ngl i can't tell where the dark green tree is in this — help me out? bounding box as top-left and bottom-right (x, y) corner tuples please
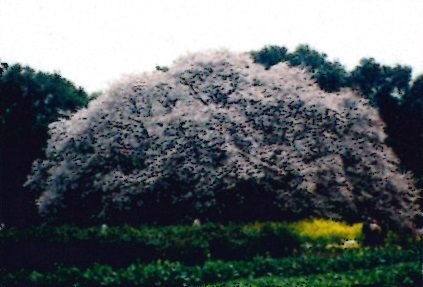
(287, 45), (351, 92)
(0, 61), (8, 76)
(1, 63), (89, 226)
(349, 61), (422, 229)
(389, 75), (423, 229)
(287, 44), (327, 71)
(393, 75), (423, 178)
(251, 45), (289, 70)
(252, 44), (350, 92)
(349, 58), (417, 171)
(349, 58), (383, 98)
(350, 58), (412, 104)
(312, 61), (350, 92)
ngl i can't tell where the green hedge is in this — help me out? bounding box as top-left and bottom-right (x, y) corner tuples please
(211, 262), (420, 287)
(1, 223), (300, 271)
(3, 246), (418, 286)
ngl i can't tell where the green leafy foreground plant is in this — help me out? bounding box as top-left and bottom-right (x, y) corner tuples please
(3, 246), (418, 286)
(1, 223), (300, 271)
(208, 262), (419, 287)
(2, 220), (417, 272)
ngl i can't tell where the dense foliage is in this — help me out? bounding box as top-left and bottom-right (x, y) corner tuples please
(25, 51), (420, 234)
(1, 63), (89, 226)
(3, 246), (419, 286)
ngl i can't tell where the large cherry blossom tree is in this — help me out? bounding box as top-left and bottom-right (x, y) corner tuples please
(26, 51), (420, 235)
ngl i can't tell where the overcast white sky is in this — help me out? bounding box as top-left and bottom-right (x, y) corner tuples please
(1, 0), (422, 93)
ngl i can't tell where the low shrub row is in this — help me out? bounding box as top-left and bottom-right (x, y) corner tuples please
(3, 246), (418, 286)
(1, 223), (300, 271)
(209, 261), (420, 287)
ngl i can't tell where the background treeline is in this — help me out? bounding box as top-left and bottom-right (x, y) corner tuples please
(1, 44), (422, 227)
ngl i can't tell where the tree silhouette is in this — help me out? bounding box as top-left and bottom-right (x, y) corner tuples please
(1, 63), (89, 226)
